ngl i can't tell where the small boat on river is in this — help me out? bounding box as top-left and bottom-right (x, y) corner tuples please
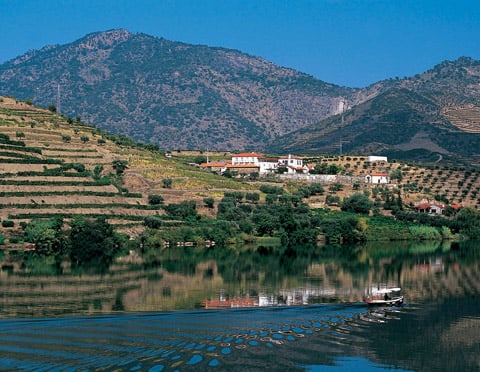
(365, 295), (404, 306)
(365, 287), (404, 307)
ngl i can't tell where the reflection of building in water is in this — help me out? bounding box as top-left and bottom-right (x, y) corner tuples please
(204, 287), (345, 308)
(416, 258), (444, 273)
(276, 288), (337, 306)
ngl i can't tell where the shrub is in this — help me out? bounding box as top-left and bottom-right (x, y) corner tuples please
(2, 220), (14, 228)
(341, 193), (373, 214)
(203, 197), (215, 208)
(162, 178), (173, 189)
(408, 226), (441, 240)
(144, 216), (163, 229)
(148, 194), (164, 205)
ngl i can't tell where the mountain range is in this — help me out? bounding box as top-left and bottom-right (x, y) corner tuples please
(1, 29), (479, 165)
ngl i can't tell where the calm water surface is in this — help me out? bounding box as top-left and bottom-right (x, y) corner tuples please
(1, 240), (479, 371)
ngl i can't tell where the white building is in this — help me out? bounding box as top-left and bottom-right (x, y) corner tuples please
(231, 152), (262, 165)
(258, 157), (279, 174)
(365, 172), (390, 184)
(278, 154), (308, 174)
(367, 156), (388, 163)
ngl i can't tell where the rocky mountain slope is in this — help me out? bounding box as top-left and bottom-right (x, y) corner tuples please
(271, 57), (480, 165)
(0, 29), (360, 151)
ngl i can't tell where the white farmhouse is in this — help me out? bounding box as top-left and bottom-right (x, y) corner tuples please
(365, 172), (389, 184)
(278, 154), (308, 174)
(231, 152), (262, 165)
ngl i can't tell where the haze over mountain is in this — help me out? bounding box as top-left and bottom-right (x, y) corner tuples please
(1, 29), (479, 165)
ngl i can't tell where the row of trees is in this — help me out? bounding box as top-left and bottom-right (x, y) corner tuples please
(17, 180), (480, 269)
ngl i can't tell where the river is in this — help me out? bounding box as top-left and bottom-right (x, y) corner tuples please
(0, 240), (479, 371)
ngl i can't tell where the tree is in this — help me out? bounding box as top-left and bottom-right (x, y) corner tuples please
(24, 218), (66, 257)
(203, 197), (215, 208)
(112, 159), (128, 175)
(245, 192), (260, 203)
(327, 164), (341, 174)
(163, 200), (198, 220)
(148, 194), (164, 205)
(16, 131), (25, 139)
(341, 193), (373, 214)
(162, 178), (173, 189)
(69, 217), (120, 267)
(326, 194), (340, 206)
(72, 163), (85, 172)
(390, 168), (403, 182)
(144, 216), (163, 229)
(329, 183), (343, 192)
(80, 135), (89, 144)
(93, 165), (103, 180)
(62, 134), (71, 143)
(194, 155), (207, 164)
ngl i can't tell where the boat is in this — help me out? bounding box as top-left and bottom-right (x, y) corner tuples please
(365, 287), (404, 306)
(365, 295), (404, 306)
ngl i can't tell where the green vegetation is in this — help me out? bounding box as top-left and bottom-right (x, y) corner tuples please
(1, 95), (480, 273)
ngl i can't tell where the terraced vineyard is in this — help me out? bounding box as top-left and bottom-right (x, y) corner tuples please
(443, 105), (480, 133)
(0, 97), (249, 244)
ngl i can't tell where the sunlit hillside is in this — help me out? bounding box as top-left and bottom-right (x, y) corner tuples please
(0, 97), (250, 242)
(0, 96), (479, 249)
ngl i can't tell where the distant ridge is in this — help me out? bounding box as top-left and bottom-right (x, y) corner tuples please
(270, 57), (480, 165)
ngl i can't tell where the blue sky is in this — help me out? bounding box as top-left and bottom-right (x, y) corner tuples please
(1, 0), (480, 87)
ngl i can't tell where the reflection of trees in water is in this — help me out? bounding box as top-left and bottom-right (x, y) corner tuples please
(1, 240), (480, 316)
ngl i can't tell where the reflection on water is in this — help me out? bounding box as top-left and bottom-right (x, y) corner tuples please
(0, 240), (479, 370)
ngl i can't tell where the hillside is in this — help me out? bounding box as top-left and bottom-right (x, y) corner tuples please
(0, 96), (252, 243)
(0, 29), (356, 151)
(271, 58), (480, 166)
(0, 96), (479, 251)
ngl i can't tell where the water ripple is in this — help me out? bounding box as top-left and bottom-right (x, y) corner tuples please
(0, 304), (405, 371)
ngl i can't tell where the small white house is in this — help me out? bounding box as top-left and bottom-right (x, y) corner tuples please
(365, 172), (389, 184)
(367, 156), (388, 163)
(278, 154), (307, 174)
(414, 202), (445, 214)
